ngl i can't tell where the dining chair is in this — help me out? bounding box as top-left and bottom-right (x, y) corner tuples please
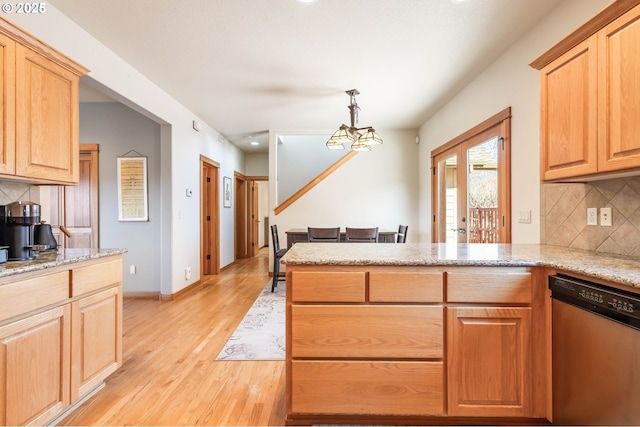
(345, 227), (379, 242)
(397, 225), (408, 243)
(307, 227), (341, 242)
(270, 225), (288, 292)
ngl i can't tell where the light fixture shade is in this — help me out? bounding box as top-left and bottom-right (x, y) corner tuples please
(359, 128), (383, 145)
(326, 139), (345, 150)
(350, 138), (371, 151)
(326, 126), (354, 149)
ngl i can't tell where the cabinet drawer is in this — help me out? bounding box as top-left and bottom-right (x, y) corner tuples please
(291, 271), (365, 302)
(72, 258), (122, 297)
(369, 272), (443, 302)
(0, 271), (69, 323)
(447, 271), (531, 303)
(291, 305), (443, 358)
(291, 360), (444, 416)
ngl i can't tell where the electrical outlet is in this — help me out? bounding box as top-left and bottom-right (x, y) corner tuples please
(600, 207), (612, 226)
(587, 208), (598, 225)
(129, 265), (136, 274)
(185, 267), (192, 280)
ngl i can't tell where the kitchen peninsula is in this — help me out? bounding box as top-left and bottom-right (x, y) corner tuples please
(0, 248), (126, 426)
(282, 243), (640, 425)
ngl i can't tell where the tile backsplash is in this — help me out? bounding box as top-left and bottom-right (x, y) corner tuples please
(541, 176), (640, 257)
(0, 181), (39, 206)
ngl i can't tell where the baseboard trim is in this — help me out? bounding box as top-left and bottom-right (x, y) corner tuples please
(160, 279), (202, 301)
(48, 382), (105, 426)
(123, 291), (160, 299)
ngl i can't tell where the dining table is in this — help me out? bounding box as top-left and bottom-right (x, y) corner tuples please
(285, 228), (397, 248)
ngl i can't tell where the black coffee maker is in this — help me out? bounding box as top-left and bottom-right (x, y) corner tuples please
(0, 201), (41, 260)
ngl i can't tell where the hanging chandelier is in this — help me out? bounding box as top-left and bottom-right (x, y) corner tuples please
(326, 89), (383, 151)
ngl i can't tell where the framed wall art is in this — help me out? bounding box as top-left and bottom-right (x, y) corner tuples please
(117, 155), (149, 221)
(223, 176), (232, 208)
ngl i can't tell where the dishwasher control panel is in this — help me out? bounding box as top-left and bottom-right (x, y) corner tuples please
(550, 274), (640, 328)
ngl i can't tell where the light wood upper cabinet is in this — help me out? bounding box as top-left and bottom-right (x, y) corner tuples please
(0, 32), (15, 175)
(15, 44), (80, 183)
(0, 17), (88, 185)
(539, 38), (598, 181)
(533, 2), (640, 181)
(598, 5), (640, 172)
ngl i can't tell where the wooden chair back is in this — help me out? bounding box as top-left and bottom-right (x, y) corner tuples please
(307, 227), (340, 242)
(271, 224), (282, 253)
(397, 225), (408, 243)
(345, 227), (379, 242)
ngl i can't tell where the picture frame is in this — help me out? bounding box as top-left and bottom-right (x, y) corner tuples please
(223, 176), (232, 208)
(117, 156), (149, 221)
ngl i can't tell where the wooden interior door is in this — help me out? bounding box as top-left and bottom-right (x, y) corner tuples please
(64, 146), (99, 248)
(249, 180), (259, 257)
(201, 158), (219, 275)
(45, 144), (99, 249)
(234, 174), (249, 259)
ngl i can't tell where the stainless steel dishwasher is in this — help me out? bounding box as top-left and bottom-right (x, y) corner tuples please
(549, 274), (640, 425)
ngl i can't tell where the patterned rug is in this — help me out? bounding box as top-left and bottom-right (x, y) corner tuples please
(215, 280), (285, 361)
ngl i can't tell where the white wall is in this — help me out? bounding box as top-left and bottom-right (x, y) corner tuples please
(245, 153), (269, 176)
(277, 134), (345, 203)
(269, 129), (419, 265)
(417, 0), (611, 244)
(8, 7), (245, 294)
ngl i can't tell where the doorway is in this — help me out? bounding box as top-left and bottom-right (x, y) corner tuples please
(234, 172), (268, 260)
(201, 156), (220, 275)
(431, 108), (512, 243)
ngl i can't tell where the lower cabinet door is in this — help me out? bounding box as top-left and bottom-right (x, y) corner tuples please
(447, 306), (532, 417)
(71, 286), (122, 401)
(291, 360), (444, 416)
(0, 305), (71, 426)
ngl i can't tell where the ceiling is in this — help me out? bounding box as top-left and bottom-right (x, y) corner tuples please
(53, 0), (565, 154)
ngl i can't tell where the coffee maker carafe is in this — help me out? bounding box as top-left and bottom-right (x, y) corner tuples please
(0, 201), (41, 260)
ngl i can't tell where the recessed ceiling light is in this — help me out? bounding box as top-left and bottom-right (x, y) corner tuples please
(250, 141), (259, 146)
(296, 0), (317, 4)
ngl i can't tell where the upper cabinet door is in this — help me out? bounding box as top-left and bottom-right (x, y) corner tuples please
(540, 37), (599, 181)
(15, 44), (79, 184)
(598, 4), (640, 172)
(0, 32), (15, 175)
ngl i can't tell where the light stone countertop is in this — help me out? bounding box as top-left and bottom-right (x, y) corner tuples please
(0, 247), (127, 279)
(281, 243), (640, 289)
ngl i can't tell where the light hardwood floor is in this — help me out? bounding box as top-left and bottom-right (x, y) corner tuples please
(60, 247), (287, 426)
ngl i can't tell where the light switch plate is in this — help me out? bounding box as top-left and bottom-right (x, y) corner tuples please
(517, 210), (531, 224)
(600, 207), (612, 226)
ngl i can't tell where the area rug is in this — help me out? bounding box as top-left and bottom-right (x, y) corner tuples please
(215, 281), (285, 361)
